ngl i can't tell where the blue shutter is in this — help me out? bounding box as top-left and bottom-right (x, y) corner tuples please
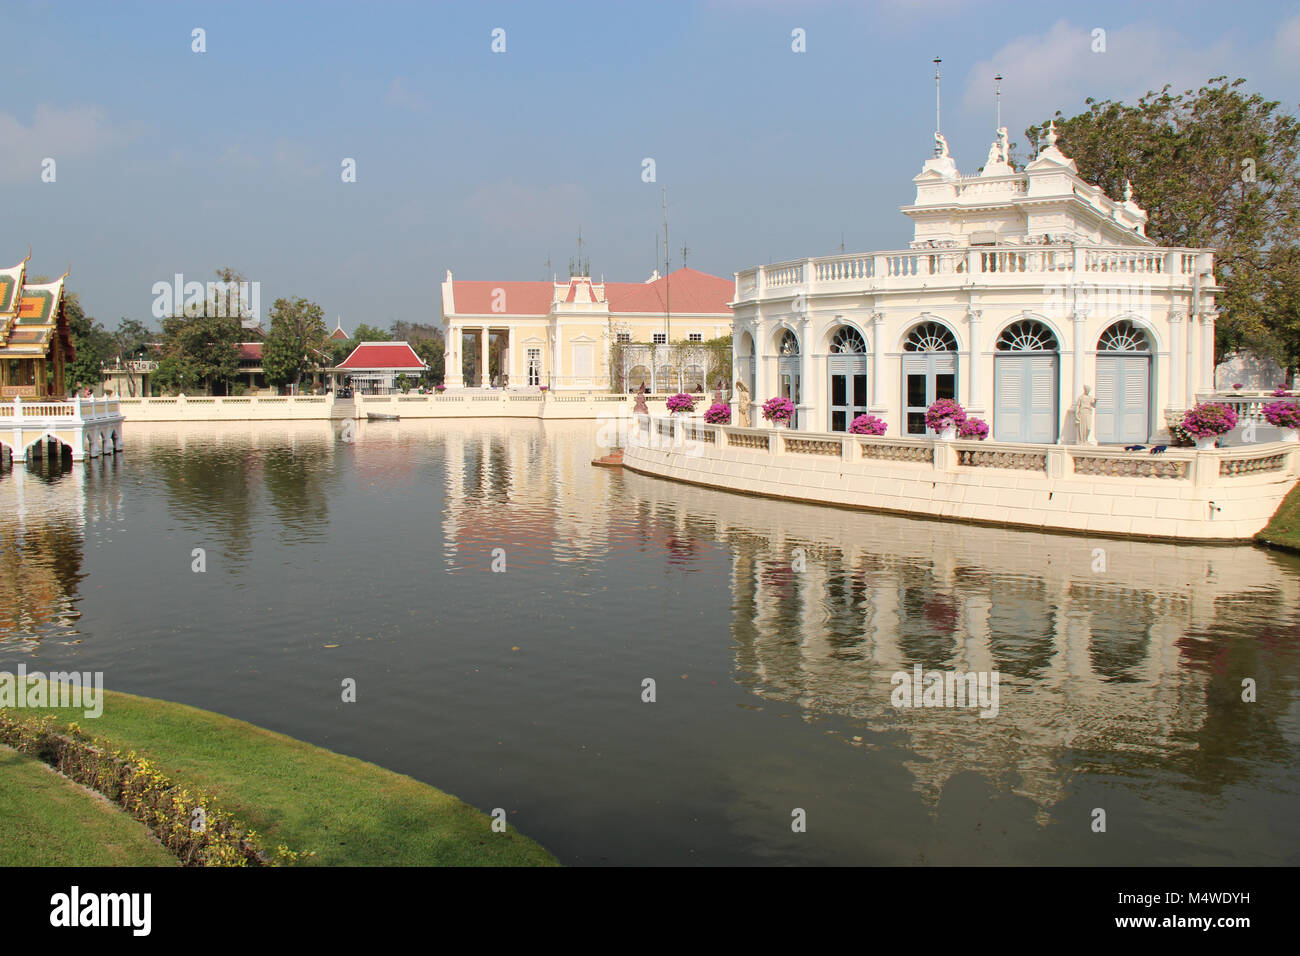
(995, 357), (1024, 441)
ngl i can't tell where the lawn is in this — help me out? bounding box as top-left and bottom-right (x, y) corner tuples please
(2, 688), (558, 867)
(1256, 479), (1300, 552)
(0, 745), (177, 866)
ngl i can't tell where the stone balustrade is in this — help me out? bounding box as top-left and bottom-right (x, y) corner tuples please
(733, 243), (1214, 302)
(623, 415), (1300, 541)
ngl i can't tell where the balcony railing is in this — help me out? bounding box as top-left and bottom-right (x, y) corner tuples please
(0, 395), (123, 423)
(734, 244), (1215, 301)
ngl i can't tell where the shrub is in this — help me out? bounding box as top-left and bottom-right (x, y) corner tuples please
(1179, 402), (1238, 437)
(702, 402), (731, 424)
(666, 392), (696, 413)
(925, 399), (967, 431)
(1263, 401), (1300, 429)
(848, 414), (888, 435)
(761, 396), (795, 424)
(957, 417), (990, 440)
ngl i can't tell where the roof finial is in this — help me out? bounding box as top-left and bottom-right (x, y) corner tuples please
(1041, 119), (1058, 150)
(23, 245), (32, 264)
(1123, 179), (1134, 203)
(994, 73), (1003, 131)
(933, 57), (943, 155)
(59, 261), (71, 281)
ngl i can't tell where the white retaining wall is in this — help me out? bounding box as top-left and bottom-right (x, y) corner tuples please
(621, 416), (1300, 542)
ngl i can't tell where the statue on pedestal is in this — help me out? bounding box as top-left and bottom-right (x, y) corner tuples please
(713, 378), (725, 405)
(1075, 385), (1096, 445)
(734, 379), (751, 427)
(632, 382), (649, 415)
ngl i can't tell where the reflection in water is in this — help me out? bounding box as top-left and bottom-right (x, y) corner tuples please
(626, 473), (1300, 823)
(1, 418), (1298, 863)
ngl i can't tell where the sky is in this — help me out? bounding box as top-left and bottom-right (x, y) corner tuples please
(5, 0), (1300, 335)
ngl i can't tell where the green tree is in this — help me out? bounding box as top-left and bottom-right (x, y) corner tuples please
(1027, 77), (1300, 368)
(62, 290), (112, 392)
(351, 323), (392, 342)
(263, 297), (327, 391)
(412, 337), (444, 382)
(155, 312), (240, 394)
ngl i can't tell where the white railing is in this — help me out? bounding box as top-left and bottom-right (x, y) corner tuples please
(734, 243), (1214, 299)
(0, 396), (122, 423)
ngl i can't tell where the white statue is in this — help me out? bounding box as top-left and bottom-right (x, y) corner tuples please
(734, 379), (751, 427)
(997, 126), (1009, 163)
(1075, 385), (1096, 445)
(934, 131), (949, 158)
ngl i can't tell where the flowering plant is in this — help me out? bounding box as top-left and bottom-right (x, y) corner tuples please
(1263, 401), (1300, 429)
(539, 385), (548, 392)
(925, 398), (967, 432)
(1232, 383), (1244, 390)
(666, 392), (696, 413)
(848, 414), (888, 435)
(1273, 386), (1290, 397)
(762, 396), (795, 424)
(702, 401), (731, 424)
(957, 417), (990, 440)
(434, 383), (446, 392)
(1179, 402), (1238, 437)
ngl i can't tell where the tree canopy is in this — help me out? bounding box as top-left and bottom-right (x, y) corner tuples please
(263, 296), (327, 390)
(1027, 76), (1300, 368)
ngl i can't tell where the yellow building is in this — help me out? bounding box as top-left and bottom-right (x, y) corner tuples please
(440, 267), (733, 391)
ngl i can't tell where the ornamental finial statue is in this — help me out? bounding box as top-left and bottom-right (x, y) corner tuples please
(1041, 119), (1058, 150)
(1123, 179), (1134, 203)
(734, 379), (752, 427)
(934, 131), (949, 158)
(1075, 384), (1096, 445)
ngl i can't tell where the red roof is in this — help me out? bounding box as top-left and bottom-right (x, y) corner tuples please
(448, 267), (732, 317)
(238, 342), (262, 361)
(336, 341), (427, 370)
(329, 326), (349, 340)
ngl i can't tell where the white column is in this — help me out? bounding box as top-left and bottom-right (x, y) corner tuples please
(751, 322), (765, 423)
(505, 326), (515, 387)
(870, 312), (885, 411)
(797, 316), (813, 430)
(480, 328), (489, 387)
(1071, 311), (1087, 403)
(1168, 312), (1185, 408)
(1200, 311), (1216, 394)
(966, 308), (982, 412)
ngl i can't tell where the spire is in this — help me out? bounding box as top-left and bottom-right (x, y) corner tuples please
(919, 57), (957, 180)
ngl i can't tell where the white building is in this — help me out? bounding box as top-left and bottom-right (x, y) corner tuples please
(730, 123), (1221, 444)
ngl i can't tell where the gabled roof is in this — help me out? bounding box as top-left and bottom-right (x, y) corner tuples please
(237, 342), (263, 361)
(446, 267), (733, 318)
(335, 341), (427, 370)
(329, 317), (349, 339)
(0, 268), (73, 360)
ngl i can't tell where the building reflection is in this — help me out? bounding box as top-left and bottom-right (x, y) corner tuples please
(624, 470), (1300, 821)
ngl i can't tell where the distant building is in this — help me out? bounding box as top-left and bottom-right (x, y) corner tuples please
(329, 318), (349, 341)
(440, 267), (733, 391)
(331, 341), (428, 393)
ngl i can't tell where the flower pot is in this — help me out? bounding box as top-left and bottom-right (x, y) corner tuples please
(1280, 427), (1299, 444)
(1194, 435), (1219, 450)
(937, 425), (957, 441)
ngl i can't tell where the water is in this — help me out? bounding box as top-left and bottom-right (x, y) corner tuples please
(3, 419), (1299, 865)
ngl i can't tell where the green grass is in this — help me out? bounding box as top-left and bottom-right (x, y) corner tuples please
(0, 745), (177, 866)
(3, 689), (558, 866)
(1256, 479), (1300, 551)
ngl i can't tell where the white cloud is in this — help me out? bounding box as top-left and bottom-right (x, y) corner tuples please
(960, 19), (1241, 132)
(0, 104), (115, 184)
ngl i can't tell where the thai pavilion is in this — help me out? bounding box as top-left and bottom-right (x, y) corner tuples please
(729, 123), (1220, 444)
(0, 256), (74, 399)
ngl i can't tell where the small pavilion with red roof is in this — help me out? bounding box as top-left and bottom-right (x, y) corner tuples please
(331, 341), (428, 394)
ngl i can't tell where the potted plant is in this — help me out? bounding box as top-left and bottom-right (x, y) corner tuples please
(925, 399), (967, 440)
(762, 396), (795, 428)
(1179, 402), (1238, 449)
(1263, 401), (1300, 443)
(666, 392), (696, 417)
(434, 383), (446, 393)
(848, 414), (888, 436)
(1273, 386), (1290, 397)
(957, 417), (990, 440)
(702, 401), (731, 425)
(1232, 382), (1244, 391)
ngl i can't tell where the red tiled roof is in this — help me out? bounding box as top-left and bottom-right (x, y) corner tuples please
(238, 342), (262, 361)
(329, 327), (349, 339)
(448, 268), (732, 317)
(336, 341), (427, 370)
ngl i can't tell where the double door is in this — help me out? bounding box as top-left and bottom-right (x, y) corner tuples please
(903, 353), (957, 435)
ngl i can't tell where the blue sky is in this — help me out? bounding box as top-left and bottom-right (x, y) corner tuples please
(5, 0), (1300, 334)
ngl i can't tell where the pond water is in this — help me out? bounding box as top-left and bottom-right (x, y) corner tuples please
(2, 419), (1298, 865)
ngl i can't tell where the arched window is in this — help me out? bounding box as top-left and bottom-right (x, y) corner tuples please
(903, 321), (957, 352)
(997, 319), (1059, 351)
(829, 326), (866, 354)
(779, 330), (800, 355)
(1098, 321), (1151, 352)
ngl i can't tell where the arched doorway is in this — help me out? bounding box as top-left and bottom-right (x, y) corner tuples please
(827, 325), (867, 432)
(902, 321), (957, 435)
(1095, 320), (1152, 444)
(777, 329), (800, 427)
(627, 364), (650, 392)
(994, 318), (1059, 443)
